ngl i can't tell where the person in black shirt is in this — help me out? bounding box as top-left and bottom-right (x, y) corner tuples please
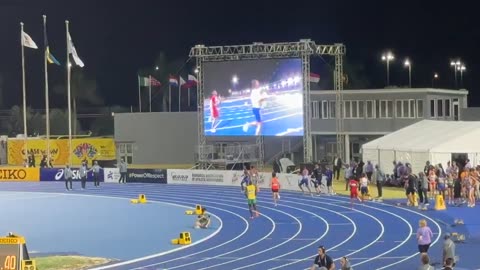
(311, 164), (322, 194)
(406, 173), (417, 206)
(310, 245), (335, 270)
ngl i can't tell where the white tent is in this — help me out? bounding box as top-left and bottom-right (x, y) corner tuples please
(362, 120), (480, 175)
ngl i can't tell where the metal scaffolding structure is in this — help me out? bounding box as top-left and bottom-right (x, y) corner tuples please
(189, 40), (346, 166)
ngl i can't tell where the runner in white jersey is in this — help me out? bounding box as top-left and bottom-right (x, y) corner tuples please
(359, 173), (369, 202)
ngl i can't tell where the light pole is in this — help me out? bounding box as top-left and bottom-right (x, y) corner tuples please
(450, 60), (461, 88)
(458, 65), (466, 88)
(404, 59), (412, 88)
(381, 52), (394, 86)
(232, 75), (238, 91)
(432, 73), (439, 88)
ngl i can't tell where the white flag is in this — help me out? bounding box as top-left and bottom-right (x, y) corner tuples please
(21, 31), (38, 49)
(67, 32), (84, 67)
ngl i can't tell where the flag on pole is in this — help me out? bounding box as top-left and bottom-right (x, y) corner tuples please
(139, 76), (161, 87)
(44, 21), (60, 65)
(21, 31), (38, 49)
(150, 76), (161, 86)
(187, 74), (198, 86)
(309, 72), (320, 83)
(169, 75), (178, 86)
(179, 76), (187, 89)
(67, 32), (84, 67)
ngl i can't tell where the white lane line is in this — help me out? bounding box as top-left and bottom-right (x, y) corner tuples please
(4, 191), (223, 270)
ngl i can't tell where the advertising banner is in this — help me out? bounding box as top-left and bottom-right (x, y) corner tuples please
(127, 169), (167, 184)
(7, 138), (116, 166)
(40, 168), (104, 182)
(104, 168), (121, 183)
(0, 167), (39, 182)
(167, 169), (226, 185)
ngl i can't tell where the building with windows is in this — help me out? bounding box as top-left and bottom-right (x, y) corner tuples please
(310, 88), (468, 162)
(113, 88), (469, 165)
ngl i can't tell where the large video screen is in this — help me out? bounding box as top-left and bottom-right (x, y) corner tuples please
(203, 58), (303, 136)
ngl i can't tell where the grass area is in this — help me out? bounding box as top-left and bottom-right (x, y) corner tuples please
(33, 255), (113, 270)
(330, 179), (406, 199)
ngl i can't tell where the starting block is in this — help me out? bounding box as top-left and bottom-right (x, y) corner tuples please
(434, 195), (446, 210)
(22, 260), (37, 270)
(171, 232), (191, 245)
(131, 194), (147, 204)
(185, 210), (194, 215)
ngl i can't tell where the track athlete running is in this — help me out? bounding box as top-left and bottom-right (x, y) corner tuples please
(349, 176), (360, 209)
(270, 172), (281, 206)
(245, 181), (260, 219)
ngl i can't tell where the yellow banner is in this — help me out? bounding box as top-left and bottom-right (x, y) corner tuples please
(0, 167), (39, 182)
(7, 138), (116, 166)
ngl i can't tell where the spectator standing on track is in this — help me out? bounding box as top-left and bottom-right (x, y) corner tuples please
(310, 245), (335, 270)
(344, 163), (354, 191)
(417, 219), (433, 254)
(90, 161), (103, 187)
(374, 164), (385, 200)
(270, 172), (281, 206)
(118, 158), (128, 184)
(442, 233), (456, 268)
(79, 161), (88, 189)
(333, 156), (342, 181)
(325, 166), (334, 195)
(365, 161), (374, 181)
(417, 253), (434, 270)
(64, 165), (73, 191)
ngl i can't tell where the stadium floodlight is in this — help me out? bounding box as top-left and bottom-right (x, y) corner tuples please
(404, 59), (412, 88)
(281, 80), (287, 87)
(194, 68), (199, 74)
(293, 76), (301, 84)
(381, 51), (394, 86)
(232, 75), (238, 84)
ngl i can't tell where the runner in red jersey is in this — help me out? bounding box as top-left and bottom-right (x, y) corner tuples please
(210, 90), (220, 132)
(270, 172), (281, 206)
(349, 176), (360, 209)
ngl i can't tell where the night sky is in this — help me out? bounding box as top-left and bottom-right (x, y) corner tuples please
(1, 0), (478, 109)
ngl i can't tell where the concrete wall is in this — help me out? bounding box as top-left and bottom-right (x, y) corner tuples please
(114, 112), (198, 164)
(461, 108), (480, 121)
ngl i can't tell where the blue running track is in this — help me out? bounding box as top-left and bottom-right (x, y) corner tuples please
(0, 182), (447, 270)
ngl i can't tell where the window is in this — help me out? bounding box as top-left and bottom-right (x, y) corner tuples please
(329, 101), (336, 118)
(445, 99), (451, 117)
(311, 101), (319, 119)
(438, 99), (443, 117)
(416, 100), (424, 118)
(396, 99), (416, 118)
(409, 100), (416, 118)
(358, 101), (365, 118)
(430, 99), (436, 118)
(118, 143), (134, 164)
(321, 101), (328, 119)
(379, 100), (392, 118)
(344, 100), (363, 119)
(396, 100), (402, 118)
(366, 100), (375, 118)
(375, 100), (380, 118)
(344, 101), (352, 118)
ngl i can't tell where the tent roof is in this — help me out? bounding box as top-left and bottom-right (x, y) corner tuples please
(362, 120), (480, 153)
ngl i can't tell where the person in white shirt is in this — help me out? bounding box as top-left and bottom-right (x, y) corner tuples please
(359, 173), (369, 202)
(243, 80), (267, 136)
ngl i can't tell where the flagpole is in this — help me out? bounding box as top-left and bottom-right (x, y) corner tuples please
(169, 84), (171, 112)
(73, 98), (77, 136)
(149, 75), (152, 112)
(178, 80), (181, 112)
(43, 15), (51, 164)
(66, 20), (72, 166)
(137, 75), (142, 112)
(188, 88), (190, 108)
(20, 22), (28, 165)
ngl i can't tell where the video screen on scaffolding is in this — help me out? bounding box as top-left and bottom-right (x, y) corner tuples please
(203, 58), (304, 136)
